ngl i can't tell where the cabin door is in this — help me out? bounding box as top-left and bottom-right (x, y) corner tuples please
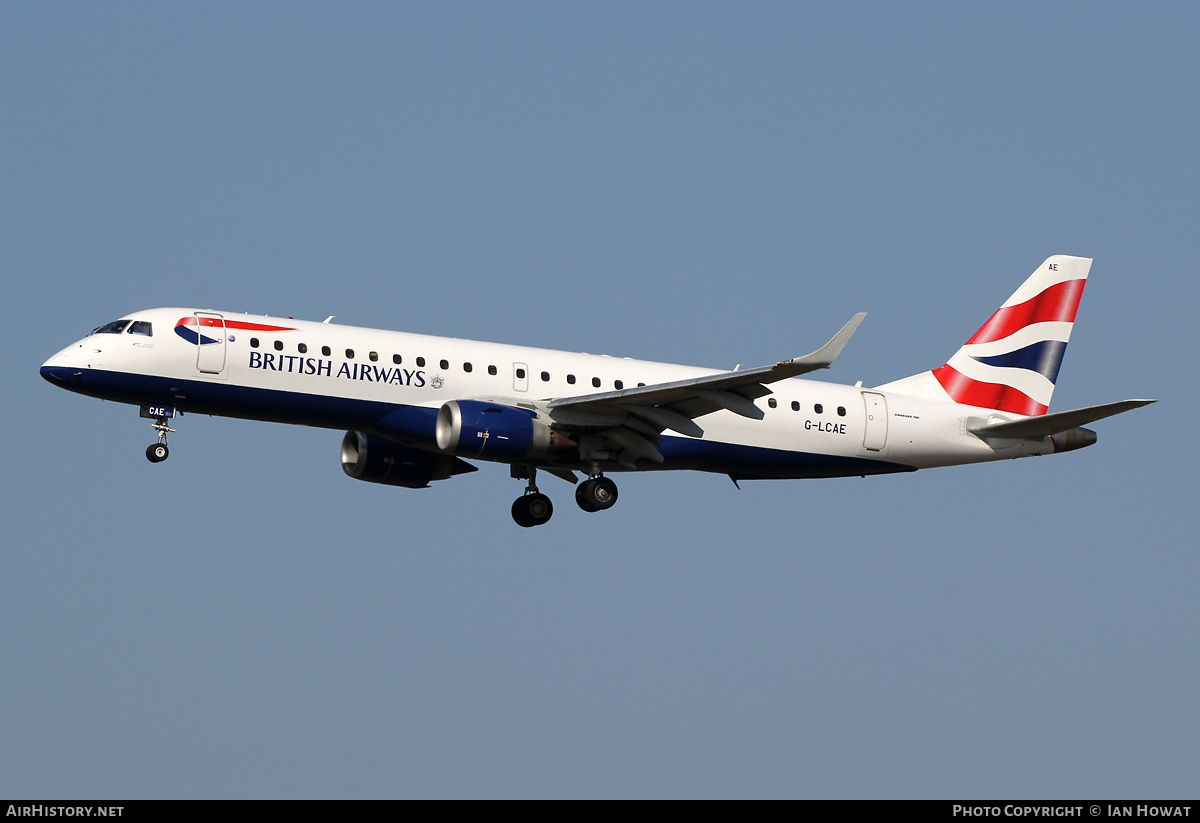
(195, 312), (227, 374)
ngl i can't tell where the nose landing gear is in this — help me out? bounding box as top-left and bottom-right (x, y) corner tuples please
(146, 442), (169, 463)
(146, 417), (174, 463)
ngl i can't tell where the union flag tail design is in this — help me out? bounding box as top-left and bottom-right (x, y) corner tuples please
(932, 255), (1091, 415)
(878, 255), (1092, 416)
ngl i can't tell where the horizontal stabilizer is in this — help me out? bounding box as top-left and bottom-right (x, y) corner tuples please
(969, 399), (1156, 439)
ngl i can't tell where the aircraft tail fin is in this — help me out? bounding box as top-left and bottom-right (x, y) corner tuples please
(877, 255), (1092, 415)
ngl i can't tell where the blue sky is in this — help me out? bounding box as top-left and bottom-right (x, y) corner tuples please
(3, 3), (1197, 798)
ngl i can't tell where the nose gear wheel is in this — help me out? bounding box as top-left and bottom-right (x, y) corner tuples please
(146, 417), (175, 463)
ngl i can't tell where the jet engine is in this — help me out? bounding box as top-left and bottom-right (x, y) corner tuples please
(341, 431), (476, 488)
(435, 400), (574, 461)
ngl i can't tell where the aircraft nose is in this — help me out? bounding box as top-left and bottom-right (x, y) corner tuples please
(40, 363), (82, 385)
(41, 344), (88, 385)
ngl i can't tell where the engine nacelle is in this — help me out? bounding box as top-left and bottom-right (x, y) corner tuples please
(435, 400), (573, 461)
(341, 431), (475, 488)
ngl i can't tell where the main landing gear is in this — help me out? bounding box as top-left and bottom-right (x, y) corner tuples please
(575, 475), (618, 512)
(511, 466), (554, 528)
(146, 416), (175, 463)
(509, 464), (620, 526)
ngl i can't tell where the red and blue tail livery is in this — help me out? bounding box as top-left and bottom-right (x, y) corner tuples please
(42, 254), (1154, 527)
(931, 255), (1090, 416)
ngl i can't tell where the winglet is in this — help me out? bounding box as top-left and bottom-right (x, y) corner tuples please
(773, 312), (866, 378)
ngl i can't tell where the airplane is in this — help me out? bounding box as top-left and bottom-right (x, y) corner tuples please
(40, 255), (1154, 527)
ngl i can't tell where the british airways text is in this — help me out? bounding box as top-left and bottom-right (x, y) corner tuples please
(248, 352), (426, 386)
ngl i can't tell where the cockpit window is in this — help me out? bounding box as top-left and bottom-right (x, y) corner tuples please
(92, 320), (130, 335)
(128, 321), (152, 336)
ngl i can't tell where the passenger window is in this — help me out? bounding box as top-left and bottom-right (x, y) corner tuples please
(614, 380), (623, 390)
(128, 321), (152, 336)
(416, 357), (425, 367)
(768, 398), (777, 408)
(814, 404), (823, 414)
(592, 377), (601, 388)
(516, 368), (526, 379)
(346, 349), (354, 358)
(322, 346), (331, 357)
(298, 343), (307, 354)
(392, 354), (402, 364)
(274, 340), (283, 351)
(463, 363), (473, 373)
(440, 360), (449, 370)
(369, 352), (379, 362)
(488, 365), (497, 376)
(541, 371), (550, 382)
(250, 338), (260, 349)
(837, 406), (846, 417)
(791, 401), (800, 411)
(567, 374), (576, 385)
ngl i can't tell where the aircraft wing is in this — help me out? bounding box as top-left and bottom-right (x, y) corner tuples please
(544, 314), (866, 464)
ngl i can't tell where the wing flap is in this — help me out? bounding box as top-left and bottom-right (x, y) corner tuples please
(700, 389), (765, 420)
(621, 404), (705, 438)
(603, 428), (665, 464)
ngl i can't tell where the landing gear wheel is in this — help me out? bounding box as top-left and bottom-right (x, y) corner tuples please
(146, 443), (169, 463)
(575, 482), (597, 512)
(512, 493), (554, 527)
(146, 414), (175, 464)
(525, 493), (552, 525)
(512, 498), (532, 527)
(576, 477), (618, 511)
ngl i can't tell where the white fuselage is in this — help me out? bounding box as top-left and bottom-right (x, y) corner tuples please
(41, 307), (1057, 481)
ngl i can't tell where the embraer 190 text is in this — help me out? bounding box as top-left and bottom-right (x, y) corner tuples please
(41, 255), (1154, 527)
